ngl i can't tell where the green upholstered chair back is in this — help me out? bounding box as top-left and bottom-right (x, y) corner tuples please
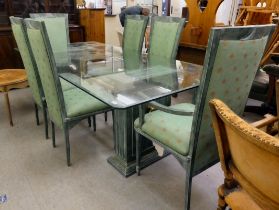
(190, 25), (275, 175)
(30, 13), (70, 66)
(25, 19), (65, 128)
(10, 17), (44, 107)
(123, 15), (149, 54)
(148, 16), (185, 61)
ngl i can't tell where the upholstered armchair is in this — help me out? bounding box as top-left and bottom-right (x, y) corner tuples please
(210, 99), (279, 210)
(134, 25), (275, 210)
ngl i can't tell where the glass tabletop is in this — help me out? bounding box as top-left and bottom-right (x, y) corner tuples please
(56, 42), (203, 109)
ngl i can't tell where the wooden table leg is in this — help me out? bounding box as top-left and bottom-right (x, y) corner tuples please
(4, 91), (13, 126)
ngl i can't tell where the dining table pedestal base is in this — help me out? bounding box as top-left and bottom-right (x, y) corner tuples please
(107, 106), (169, 177)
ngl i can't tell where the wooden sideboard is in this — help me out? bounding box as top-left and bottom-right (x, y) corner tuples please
(0, 0), (85, 69)
(79, 8), (105, 43)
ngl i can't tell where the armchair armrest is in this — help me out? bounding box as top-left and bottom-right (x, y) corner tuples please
(262, 64), (279, 77)
(250, 114), (278, 129)
(148, 101), (194, 116)
(138, 101), (194, 127)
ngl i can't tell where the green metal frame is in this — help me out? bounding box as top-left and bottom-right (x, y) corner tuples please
(10, 16), (49, 139)
(24, 18), (112, 166)
(135, 24), (275, 210)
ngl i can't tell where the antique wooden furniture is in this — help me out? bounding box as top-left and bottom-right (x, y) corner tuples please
(209, 99), (279, 210)
(79, 8), (106, 43)
(134, 25), (274, 210)
(0, 0), (84, 69)
(179, 0), (223, 49)
(0, 69), (28, 126)
(235, 0), (279, 26)
(25, 18), (111, 166)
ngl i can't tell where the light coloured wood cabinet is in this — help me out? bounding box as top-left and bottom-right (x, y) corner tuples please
(79, 8), (106, 43)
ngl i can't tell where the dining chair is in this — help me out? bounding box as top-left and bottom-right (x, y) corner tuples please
(24, 18), (112, 166)
(29, 13), (70, 66)
(148, 16), (186, 62)
(209, 99), (279, 210)
(134, 25), (275, 209)
(10, 16), (77, 139)
(30, 13), (104, 129)
(122, 15), (149, 54)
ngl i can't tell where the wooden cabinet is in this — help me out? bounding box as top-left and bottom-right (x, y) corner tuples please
(79, 8), (105, 43)
(0, 0), (85, 69)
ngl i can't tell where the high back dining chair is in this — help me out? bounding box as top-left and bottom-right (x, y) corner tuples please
(134, 25), (275, 210)
(29, 13), (70, 66)
(10, 16), (77, 139)
(24, 18), (111, 166)
(122, 15), (149, 54)
(148, 16), (185, 62)
(10, 16), (48, 138)
(210, 99), (279, 210)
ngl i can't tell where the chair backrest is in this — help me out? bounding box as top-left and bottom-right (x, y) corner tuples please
(10, 16), (44, 107)
(209, 99), (279, 210)
(123, 15), (149, 54)
(189, 25), (275, 176)
(30, 13), (70, 66)
(25, 18), (66, 129)
(148, 16), (185, 61)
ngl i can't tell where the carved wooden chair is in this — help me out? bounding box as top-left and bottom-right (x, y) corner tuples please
(210, 99), (279, 210)
(134, 25), (275, 210)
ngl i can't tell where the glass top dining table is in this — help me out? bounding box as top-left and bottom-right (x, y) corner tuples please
(56, 42), (202, 109)
(56, 41), (203, 177)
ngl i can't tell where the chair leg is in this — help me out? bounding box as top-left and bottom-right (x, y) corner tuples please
(64, 127), (71, 166)
(104, 111), (108, 122)
(4, 92), (13, 126)
(51, 121), (56, 148)
(217, 185), (227, 210)
(43, 105), (49, 139)
(34, 103), (39, 125)
(184, 169), (193, 210)
(136, 132), (142, 176)
(93, 115), (96, 131)
(87, 117), (91, 127)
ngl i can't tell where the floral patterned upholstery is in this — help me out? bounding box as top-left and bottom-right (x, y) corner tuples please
(193, 38), (268, 174)
(148, 16), (185, 61)
(135, 103), (195, 155)
(11, 22), (43, 107)
(31, 15), (70, 66)
(123, 15), (149, 54)
(63, 88), (108, 118)
(27, 28), (65, 128)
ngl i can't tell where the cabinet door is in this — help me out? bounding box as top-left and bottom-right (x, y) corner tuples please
(0, 29), (23, 68)
(0, 0), (9, 25)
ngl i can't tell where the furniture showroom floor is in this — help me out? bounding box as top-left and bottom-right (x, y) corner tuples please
(0, 88), (259, 210)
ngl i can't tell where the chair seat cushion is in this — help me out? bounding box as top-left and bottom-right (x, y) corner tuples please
(225, 190), (262, 210)
(63, 88), (109, 118)
(134, 103), (195, 155)
(251, 69), (269, 94)
(60, 78), (75, 91)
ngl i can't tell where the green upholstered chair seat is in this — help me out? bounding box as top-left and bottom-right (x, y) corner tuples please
(60, 78), (75, 91)
(135, 103), (195, 155)
(63, 88), (109, 118)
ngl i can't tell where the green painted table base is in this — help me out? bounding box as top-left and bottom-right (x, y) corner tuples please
(107, 106), (169, 177)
